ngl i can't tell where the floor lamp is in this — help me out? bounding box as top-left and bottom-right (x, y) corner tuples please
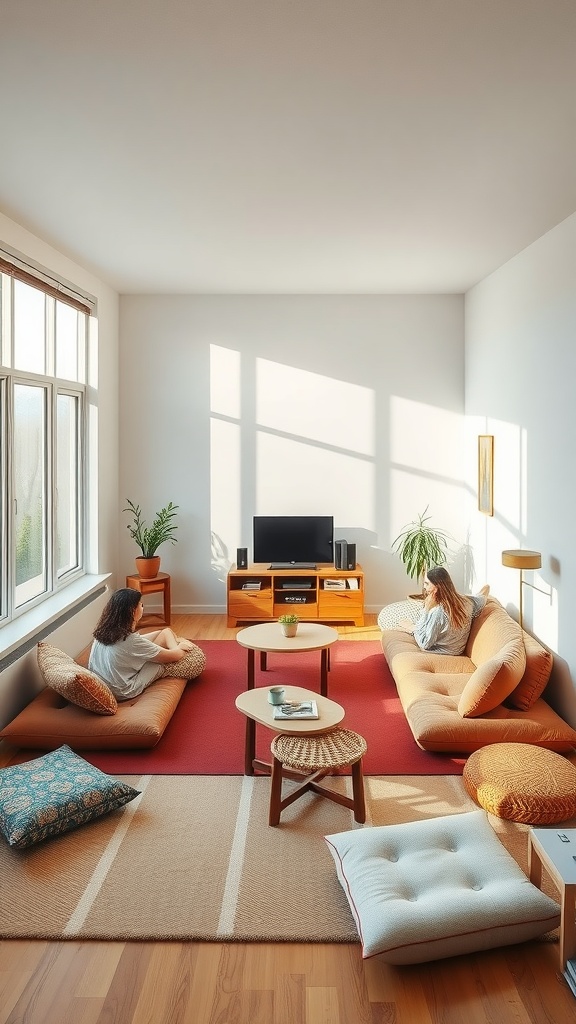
(501, 549), (542, 629)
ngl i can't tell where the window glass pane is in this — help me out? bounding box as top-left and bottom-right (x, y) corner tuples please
(13, 280), (46, 374)
(56, 393), (79, 576)
(15, 383), (47, 607)
(0, 380), (4, 619)
(56, 301), (80, 381)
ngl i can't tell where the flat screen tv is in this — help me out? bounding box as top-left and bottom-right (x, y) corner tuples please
(253, 515), (334, 568)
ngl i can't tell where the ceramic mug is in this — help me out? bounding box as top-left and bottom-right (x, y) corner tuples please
(268, 686), (285, 705)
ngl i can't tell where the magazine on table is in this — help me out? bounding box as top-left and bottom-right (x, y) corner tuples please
(273, 699), (319, 720)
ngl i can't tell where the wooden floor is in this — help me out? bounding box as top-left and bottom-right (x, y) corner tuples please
(0, 614), (574, 1024)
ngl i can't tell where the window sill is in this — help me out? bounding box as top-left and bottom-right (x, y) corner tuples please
(0, 574), (110, 663)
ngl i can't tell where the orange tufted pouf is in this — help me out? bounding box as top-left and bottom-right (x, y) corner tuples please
(463, 742), (576, 824)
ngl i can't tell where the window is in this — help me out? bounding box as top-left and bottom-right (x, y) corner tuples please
(0, 255), (92, 623)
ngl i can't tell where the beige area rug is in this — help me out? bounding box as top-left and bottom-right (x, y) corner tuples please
(0, 774), (564, 942)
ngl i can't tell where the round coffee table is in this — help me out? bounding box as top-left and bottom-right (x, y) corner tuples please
(235, 684), (345, 775)
(236, 621), (339, 696)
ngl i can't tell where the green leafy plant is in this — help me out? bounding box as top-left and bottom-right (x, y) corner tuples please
(278, 612), (299, 624)
(123, 499), (179, 557)
(392, 507), (449, 594)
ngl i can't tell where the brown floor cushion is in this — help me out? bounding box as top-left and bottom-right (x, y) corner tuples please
(0, 675), (187, 750)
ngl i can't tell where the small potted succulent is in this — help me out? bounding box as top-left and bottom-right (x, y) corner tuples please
(278, 612), (299, 637)
(124, 499), (179, 579)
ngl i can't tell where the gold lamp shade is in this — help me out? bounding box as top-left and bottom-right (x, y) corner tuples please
(501, 549), (542, 627)
(501, 550), (542, 571)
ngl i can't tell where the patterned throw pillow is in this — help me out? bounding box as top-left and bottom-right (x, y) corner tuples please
(0, 745), (140, 848)
(377, 600), (422, 631)
(37, 642), (117, 715)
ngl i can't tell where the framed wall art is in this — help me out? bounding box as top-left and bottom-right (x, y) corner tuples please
(478, 435), (494, 516)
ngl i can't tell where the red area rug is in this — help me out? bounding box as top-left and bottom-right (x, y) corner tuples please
(85, 640), (465, 776)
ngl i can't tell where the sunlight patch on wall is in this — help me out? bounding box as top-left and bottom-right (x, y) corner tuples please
(210, 417), (240, 564)
(256, 359), (374, 455)
(209, 348), (377, 563)
(494, 420), (523, 533)
(389, 396), (465, 547)
(390, 396), (463, 479)
(256, 432), (374, 528)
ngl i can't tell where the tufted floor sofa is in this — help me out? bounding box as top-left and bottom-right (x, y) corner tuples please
(0, 640), (204, 751)
(380, 596), (576, 754)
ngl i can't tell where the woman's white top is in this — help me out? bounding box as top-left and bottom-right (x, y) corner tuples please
(412, 594), (487, 655)
(89, 632), (164, 700)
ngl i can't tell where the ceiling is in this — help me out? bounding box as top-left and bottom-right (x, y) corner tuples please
(1, 0), (575, 295)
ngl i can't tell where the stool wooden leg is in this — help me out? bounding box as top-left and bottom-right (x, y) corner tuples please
(269, 756), (284, 826)
(351, 759), (366, 823)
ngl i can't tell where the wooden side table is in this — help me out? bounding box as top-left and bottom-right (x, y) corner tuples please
(126, 572), (171, 628)
(528, 826), (576, 970)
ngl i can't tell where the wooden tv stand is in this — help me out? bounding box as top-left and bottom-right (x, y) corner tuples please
(227, 563), (364, 627)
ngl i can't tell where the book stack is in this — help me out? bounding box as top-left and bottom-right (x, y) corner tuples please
(324, 579), (346, 590)
(273, 700), (319, 720)
(564, 960), (576, 998)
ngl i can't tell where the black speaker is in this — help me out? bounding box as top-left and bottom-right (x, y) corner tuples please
(236, 547), (248, 569)
(346, 543), (356, 570)
(334, 539), (347, 570)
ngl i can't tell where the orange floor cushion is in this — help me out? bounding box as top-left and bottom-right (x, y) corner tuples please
(0, 675), (187, 750)
(463, 742), (576, 824)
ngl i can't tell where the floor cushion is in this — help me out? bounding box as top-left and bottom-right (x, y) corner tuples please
(325, 809), (560, 964)
(0, 675), (188, 750)
(0, 744), (140, 848)
(463, 742), (576, 824)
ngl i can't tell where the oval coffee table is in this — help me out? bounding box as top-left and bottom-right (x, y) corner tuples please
(235, 684), (345, 775)
(236, 621), (339, 697)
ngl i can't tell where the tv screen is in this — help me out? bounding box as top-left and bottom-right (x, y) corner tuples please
(253, 516), (334, 567)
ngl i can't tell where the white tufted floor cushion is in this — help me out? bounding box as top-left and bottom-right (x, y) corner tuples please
(325, 809), (560, 964)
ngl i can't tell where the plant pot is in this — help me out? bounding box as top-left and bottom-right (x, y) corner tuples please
(136, 555), (161, 580)
(281, 623), (298, 638)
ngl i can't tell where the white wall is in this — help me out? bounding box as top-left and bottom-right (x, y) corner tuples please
(119, 294), (465, 612)
(465, 212), (576, 723)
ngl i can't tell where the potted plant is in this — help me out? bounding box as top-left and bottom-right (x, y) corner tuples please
(123, 499), (179, 579)
(392, 506), (449, 598)
(278, 612), (299, 637)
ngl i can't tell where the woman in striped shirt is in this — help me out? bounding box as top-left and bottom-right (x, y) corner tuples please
(398, 566), (488, 656)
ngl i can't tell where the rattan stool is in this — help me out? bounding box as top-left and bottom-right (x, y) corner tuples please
(269, 727), (367, 826)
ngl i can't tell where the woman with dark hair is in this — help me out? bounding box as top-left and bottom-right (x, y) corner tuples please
(398, 566), (488, 655)
(89, 587), (203, 700)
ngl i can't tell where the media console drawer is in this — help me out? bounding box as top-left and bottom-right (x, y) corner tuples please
(318, 590), (363, 613)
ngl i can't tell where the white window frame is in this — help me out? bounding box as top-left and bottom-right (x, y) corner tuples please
(0, 262), (91, 627)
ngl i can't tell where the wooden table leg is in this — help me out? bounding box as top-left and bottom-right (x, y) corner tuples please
(163, 575), (171, 626)
(560, 884), (576, 969)
(245, 717), (255, 775)
(260, 651), (267, 671)
(320, 647), (329, 697)
(528, 842), (543, 888)
(247, 648), (255, 690)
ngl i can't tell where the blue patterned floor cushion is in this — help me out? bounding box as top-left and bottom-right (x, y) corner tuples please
(0, 744), (140, 848)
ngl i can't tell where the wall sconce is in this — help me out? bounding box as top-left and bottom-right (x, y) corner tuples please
(501, 549), (547, 629)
